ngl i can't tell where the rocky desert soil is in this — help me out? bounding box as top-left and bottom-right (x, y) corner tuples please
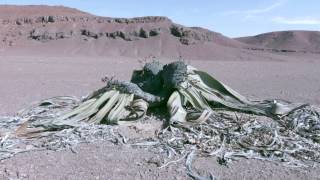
(0, 5), (320, 180)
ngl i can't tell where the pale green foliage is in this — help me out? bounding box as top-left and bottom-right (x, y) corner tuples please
(0, 60), (320, 176)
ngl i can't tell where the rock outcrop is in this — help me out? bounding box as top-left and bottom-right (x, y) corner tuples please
(0, 5), (247, 58)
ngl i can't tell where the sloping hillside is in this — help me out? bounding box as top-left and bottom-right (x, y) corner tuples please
(236, 31), (320, 53)
(0, 5), (248, 59)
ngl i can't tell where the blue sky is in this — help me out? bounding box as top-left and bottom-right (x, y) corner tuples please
(1, 0), (320, 37)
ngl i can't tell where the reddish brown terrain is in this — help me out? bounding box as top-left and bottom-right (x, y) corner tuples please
(0, 5), (320, 180)
(236, 30), (320, 53)
(0, 5), (249, 59)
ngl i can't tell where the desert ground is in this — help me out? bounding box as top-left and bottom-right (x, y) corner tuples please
(0, 53), (319, 180)
(0, 5), (320, 180)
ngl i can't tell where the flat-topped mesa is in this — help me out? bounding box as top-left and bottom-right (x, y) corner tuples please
(1, 15), (172, 26)
(112, 16), (172, 24)
(0, 5), (92, 25)
(1, 13), (235, 46)
(0, 5), (248, 58)
(0, 5), (170, 25)
(0, 5), (92, 18)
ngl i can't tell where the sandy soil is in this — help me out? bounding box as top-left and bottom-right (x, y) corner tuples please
(0, 54), (319, 115)
(0, 54), (320, 179)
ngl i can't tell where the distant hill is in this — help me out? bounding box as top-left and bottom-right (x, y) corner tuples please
(236, 31), (320, 53)
(2, 5), (319, 59)
(0, 5), (248, 59)
(0, 5), (91, 17)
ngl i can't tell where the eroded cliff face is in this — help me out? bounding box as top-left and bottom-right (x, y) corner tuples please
(1, 13), (238, 45)
(0, 5), (247, 58)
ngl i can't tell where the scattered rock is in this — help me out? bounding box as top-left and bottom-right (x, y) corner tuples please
(170, 25), (183, 37)
(36, 16), (55, 23)
(139, 28), (148, 38)
(149, 29), (160, 37)
(81, 29), (99, 39)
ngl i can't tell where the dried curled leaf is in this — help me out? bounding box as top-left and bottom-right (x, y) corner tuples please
(167, 91), (187, 123)
(17, 90), (148, 136)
